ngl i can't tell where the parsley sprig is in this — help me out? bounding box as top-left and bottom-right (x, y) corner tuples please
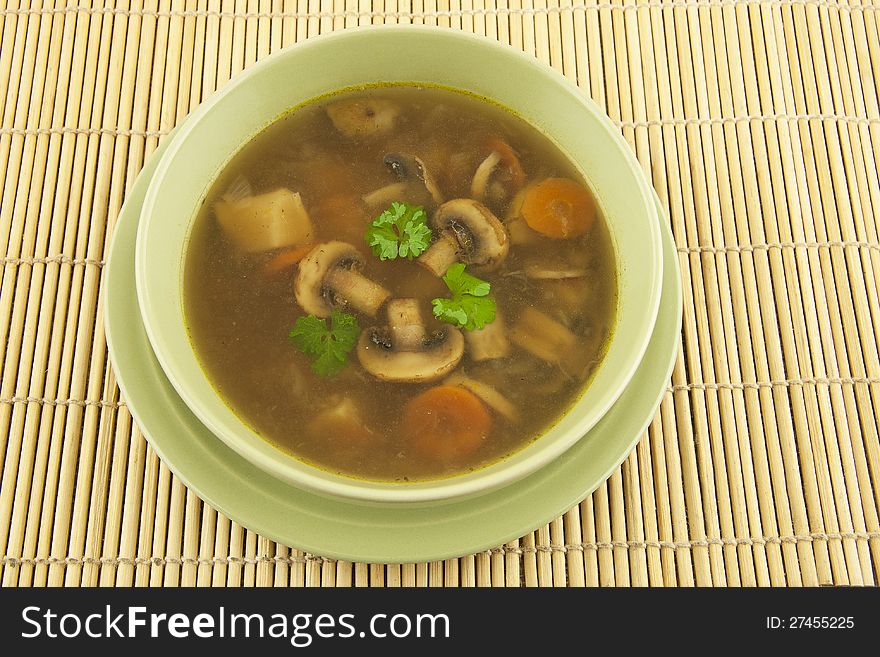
(288, 310), (360, 377)
(431, 263), (497, 331)
(365, 202), (432, 261)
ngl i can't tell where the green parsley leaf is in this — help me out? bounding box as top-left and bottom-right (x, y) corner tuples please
(365, 202), (432, 261)
(440, 262), (492, 298)
(289, 310), (360, 377)
(431, 263), (497, 331)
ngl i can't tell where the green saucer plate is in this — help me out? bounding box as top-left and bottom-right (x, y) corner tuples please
(104, 138), (682, 564)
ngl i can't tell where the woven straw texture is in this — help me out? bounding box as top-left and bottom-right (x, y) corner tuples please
(2, 0), (879, 587)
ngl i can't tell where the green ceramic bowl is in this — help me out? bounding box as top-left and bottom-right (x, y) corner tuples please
(135, 26), (662, 505)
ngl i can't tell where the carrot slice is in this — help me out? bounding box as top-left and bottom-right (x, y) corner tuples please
(402, 385), (492, 461)
(260, 243), (315, 277)
(519, 177), (596, 239)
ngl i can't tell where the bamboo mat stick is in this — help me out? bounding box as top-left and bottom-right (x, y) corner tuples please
(622, 454), (649, 587)
(562, 508), (586, 587)
(751, 2), (853, 586)
(711, 2), (802, 586)
(803, 2), (877, 583)
(832, 1), (880, 585)
(548, 515), (568, 586)
(320, 553), (336, 586)
(658, 4), (718, 586)
(113, 0), (159, 589)
(42, 0), (111, 587)
(178, 490), (202, 586)
(782, 2), (857, 584)
(144, 1), (189, 588)
(643, 415), (676, 586)
(1, 1), (63, 588)
(121, 0), (163, 588)
(765, 2), (869, 586)
(239, 530), (255, 585)
(474, 549), (491, 587)
(521, 529), (538, 586)
(608, 471), (631, 586)
(0, 2), (27, 283)
(699, 2), (775, 587)
(334, 559), (352, 587)
(618, 0), (654, 588)
(271, 0), (284, 49)
(368, 560), (383, 586)
(633, 5), (683, 588)
(97, 402), (129, 586)
(578, 494), (600, 586)
(503, 539), (520, 586)
(589, 2), (620, 589)
(458, 554), (474, 587)
(507, 0), (522, 51)
(83, 2), (143, 588)
(146, 463), (171, 585)
(197, 501), (219, 585)
(223, 522), (243, 586)
(724, 3), (820, 585)
(689, 2), (759, 587)
(132, 436), (160, 587)
(633, 2), (693, 584)
(820, 4), (880, 584)
(0, 9), (42, 552)
(161, 479), (186, 586)
(592, 483), (614, 586)
(272, 544), (289, 586)
(673, 3), (738, 588)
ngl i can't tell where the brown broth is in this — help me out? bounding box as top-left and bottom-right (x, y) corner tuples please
(184, 85), (617, 482)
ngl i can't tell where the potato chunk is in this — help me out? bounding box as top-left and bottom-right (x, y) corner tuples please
(215, 188), (313, 253)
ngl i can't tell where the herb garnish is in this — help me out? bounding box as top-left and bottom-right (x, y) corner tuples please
(365, 202), (432, 261)
(431, 263), (497, 331)
(288, 310), (360, 377)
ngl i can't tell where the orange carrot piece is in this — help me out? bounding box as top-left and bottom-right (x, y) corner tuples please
(486, 136), (526, 190)
(260, 243), (315, 277)
(520, 177), (596, 239)
(402, 385), (492, 461)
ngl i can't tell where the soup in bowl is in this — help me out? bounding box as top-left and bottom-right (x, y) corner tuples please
(135, 26), (662, 504)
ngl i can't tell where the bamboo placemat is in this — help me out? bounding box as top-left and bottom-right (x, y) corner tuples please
(1, 0), (879, 587)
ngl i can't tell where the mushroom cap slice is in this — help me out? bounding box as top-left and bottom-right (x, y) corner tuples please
(325, 97), (399, 138)
(294, 241), (389, 317)
(357, 325), (465, 383)
(433, 199), (510, 270)
(383, 152), (444, 206)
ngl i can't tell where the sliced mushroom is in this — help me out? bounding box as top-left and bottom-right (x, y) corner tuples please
(417, 199), (510, 276)
(504, 188), (541, 245)
(383, 153), (444, 206)
(307, 397), (376, 444)
(524, 262), (589, 279)
(470, 151), (502, 201)
(362, 181), (409, 208)
(509, 307), (578, 363)
(445, 372), (520, 423)
(357, 299), (464, 382)
(465, 309), (510, 361)
(538, 278), (592, 319)
(294, 241), (390, 317)
(325, 97), (399, 138)
(386, 298), (427, 352)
